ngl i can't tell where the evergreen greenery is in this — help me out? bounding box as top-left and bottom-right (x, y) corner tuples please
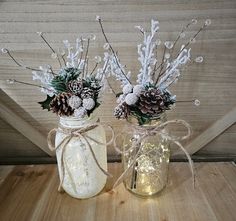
(38, 95), (55, 111)
(50, 67), (81, 93)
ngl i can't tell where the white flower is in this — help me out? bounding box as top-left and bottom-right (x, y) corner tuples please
(68, 96), (82, 109)
(133, 84), (144, 96)
(74, 107), (87, 118)
(125, 93), (138, 105)
(83, 98), (95, 110)
(122, 84), (133, 94)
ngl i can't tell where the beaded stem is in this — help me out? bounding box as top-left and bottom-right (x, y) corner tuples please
(97, 18), (131, 85)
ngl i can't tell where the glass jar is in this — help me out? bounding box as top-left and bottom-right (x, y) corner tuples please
(122, 114), (170, 197)
(55, 116), (107, 199)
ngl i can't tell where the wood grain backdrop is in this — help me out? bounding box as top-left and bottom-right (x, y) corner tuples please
(0, 0), (236, 161)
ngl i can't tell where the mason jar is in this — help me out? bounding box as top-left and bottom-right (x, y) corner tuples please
(55, 116), (107, 199)
(122, 114), (170, 197)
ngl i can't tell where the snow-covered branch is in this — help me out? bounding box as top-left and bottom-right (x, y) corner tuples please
(158, 46), (191, 89)
(137, 20), (159, 85)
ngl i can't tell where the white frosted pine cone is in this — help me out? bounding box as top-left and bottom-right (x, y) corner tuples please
(83, 98), (95, 110)
(114, 103), (130, 119)
(125, 93), (138, 105)
(74, 107), (87, 118)
(68, 95), (82, 109)
(122, 84), (133, 95)
(133, 84), (144, 96)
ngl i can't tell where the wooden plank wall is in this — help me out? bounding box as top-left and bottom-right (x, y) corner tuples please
(0, 0), (236, 161)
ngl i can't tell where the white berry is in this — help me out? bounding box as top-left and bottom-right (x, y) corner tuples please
(125, 93), (138, 105)
(122, 84), (133, 94)
(74, 107), (87, 118)
(133, 84), (144, 96)
(68, 96), (82, 109)
(83, 98), (95, 110)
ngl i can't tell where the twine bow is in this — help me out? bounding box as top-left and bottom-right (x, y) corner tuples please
(113, 119), (195, 189)
(47, 121), (114, 193)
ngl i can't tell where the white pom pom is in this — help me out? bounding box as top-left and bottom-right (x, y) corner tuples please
(83, 98), (95, 110)
(125, 93), (138, 105)
(133, 85), (144, 96)
(68, 96), (82, 109)
(74, 107), (87, 118)
(122, 84), (133, 94)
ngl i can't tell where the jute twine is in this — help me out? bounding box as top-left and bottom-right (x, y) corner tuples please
(113, 119), (195, 189)
(47, 121), (114, 193)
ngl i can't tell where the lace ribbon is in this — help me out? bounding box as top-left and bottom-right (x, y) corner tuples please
(47, 121), (114, 193)
(113, 119), (195, 189)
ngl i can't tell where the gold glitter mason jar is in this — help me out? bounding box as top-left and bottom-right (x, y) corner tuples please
(55, 116), (108, 199)
(122, 114), (170, 197)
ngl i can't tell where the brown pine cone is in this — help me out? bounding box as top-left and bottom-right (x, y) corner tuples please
(50, 92), (74, 116)
(81, 87), (95, 99)
(114, 102), (130, 119)
(138, 88), (169, 116)
(67, 80), (83, 95)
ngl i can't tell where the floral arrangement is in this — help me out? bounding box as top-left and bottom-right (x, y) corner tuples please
(97, 16), (211, 125)
(2, 33), (109, 119)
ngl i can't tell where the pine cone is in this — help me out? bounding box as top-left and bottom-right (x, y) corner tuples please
(50, 92), (74, 116)
(81, 87), (95, 99)
(90, 78), (101, 90)
(67, 80), (83, 95)
(162, 90), (175, 106)
(138, 88), (172, 116)
(114, 102), (130, 119)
